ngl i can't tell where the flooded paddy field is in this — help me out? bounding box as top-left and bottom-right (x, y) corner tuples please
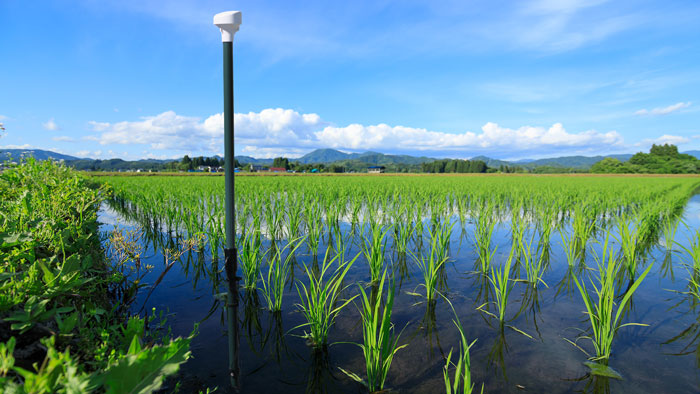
(98, 175), (700, 393)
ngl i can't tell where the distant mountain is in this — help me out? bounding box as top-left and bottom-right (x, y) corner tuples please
(293, 149), (435, 165)
(5, 147), (700, 171)
(0, 149), (79, 162)
(235, 149), (435, 166)
(297, 148), (352, 164)
(68, 158), (178, 171)
(234, 155), (273, 165)
(525, 154), (634, 169)
(470, 155), (513, 168)
(684, 150), (700, 159)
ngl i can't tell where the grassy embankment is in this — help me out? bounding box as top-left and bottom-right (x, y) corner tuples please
(0, 160), (194, 393)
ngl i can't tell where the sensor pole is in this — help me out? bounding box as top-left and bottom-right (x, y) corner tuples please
(214, 10), (242, 391)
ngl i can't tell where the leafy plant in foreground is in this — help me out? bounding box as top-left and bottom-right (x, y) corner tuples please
(340, 271), (406, 392)
(409, 226), (448, 303)
(294, 248), (359, 348)
(443, 296), (483, 394)
(260, 238), (304, 312)
(570, 233), (652, 365)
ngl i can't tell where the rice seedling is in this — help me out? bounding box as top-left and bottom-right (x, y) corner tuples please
(474, 205), (497, 273)
(677, 229), (700, 273)
(304, 199), (324, 258)
(294, 248), (359, 348)
(408, 227), (448, 303)
(616, 213), (640, 278)
(238, 230), (264, 289)
(392, 206), (414, 255)
(260, 238), (305, 312)
(478, 249), (517, 324)
(361, 220), (391, 283)
(559, 227), (580, 267)
(339, 271), (406, 392)
(572, 205), (596, 261)
(569, 232), (653, 365)
(661, 212), (680, 252)
(510, 203), (527, 261)
(285, 194), (303, 239)
(518, 234), (548, 289)
(442, 296), (483, 394)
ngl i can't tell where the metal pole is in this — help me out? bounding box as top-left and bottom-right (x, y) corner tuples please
(214, 10), (241, 390)
(223, 37), (240, 393)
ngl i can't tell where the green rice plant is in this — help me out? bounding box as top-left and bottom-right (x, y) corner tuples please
(433, 219), (454, 263)
(535, 204), (557, 258)
(616, 214), (640, 277)
(408, 228), (447, 303)
(661, 212), (680, 252)
(392, 206), (414, 255)
(559, 227), (579, 267)
(294, 248), (359, 348)
(519, 234), (548, 289)
(339, 271), (406, 392)
(478, 249), (517, 323)
(510, 203), (527, 261)
(285, 193), (303, 239)
(304, 199), (323, 258)
(260, 238), (304, 312)
(474, 207), (497, 273)
(361, 220), (391, 283)
(442, 296), (482, 394)
(238, 230), (264, 289)
(677, 228), (700, 273)
(572, 205), (596, 260)
(570, 233), (653, 364)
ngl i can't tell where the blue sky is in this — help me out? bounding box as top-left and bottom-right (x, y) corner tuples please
(1, 0), (699, 160)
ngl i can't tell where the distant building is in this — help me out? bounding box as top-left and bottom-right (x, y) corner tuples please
(197, 165), (213, 172)
(269, 167), (286, 173)
(249, 164), (265, 172)
(368, 166), (385, 174)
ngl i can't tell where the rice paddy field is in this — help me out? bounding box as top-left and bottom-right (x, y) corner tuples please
(98, 174), (700, 393)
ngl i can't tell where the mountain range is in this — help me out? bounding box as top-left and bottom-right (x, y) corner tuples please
(3, 148), (700, 170)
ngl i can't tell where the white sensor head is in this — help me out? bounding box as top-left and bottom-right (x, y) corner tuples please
(214, 11), (242, 42)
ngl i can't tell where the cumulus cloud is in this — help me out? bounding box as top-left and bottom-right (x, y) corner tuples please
(635, 134), (690, 147)
(315, 122), (622, 156)
(0, 115), (7, 121)
(52, 136), (76, 142)
(89, 108), (625, 159)
(42, 118), (60, 131)
(0, 144), (32, 149)
(635, 102), (691, 116)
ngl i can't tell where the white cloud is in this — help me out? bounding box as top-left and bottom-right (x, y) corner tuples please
(635, 134), (690, 147)
(42, 118), (60, 131)
(90, 108), (624, 159)
(635, 102), (691, 116)
(52, 136), (76, 142)
(0, 144), (32, 149)
(0, 115), (7, 121)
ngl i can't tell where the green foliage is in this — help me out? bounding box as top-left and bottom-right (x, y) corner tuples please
(0, 160), (194, 392)
(340, 271), (406, 392)
(570, 233), (652, 363)
(443, 297), (482, 394)
(96, 334), (193, 394)
(294, 248), (358, 348)
(592, 144), (700, 174)
(421, 159), (488, 173)
(260, 239), (304, 312)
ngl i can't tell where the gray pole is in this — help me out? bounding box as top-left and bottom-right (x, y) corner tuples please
(214, 11), (242, 390)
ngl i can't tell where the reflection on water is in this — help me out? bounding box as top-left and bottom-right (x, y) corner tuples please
(98, 194), (700, 393)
